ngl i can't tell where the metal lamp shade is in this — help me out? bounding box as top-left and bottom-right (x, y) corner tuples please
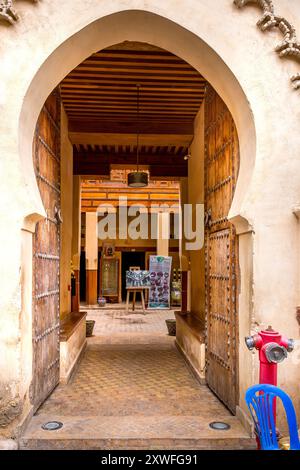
(127, 171), (148, 188)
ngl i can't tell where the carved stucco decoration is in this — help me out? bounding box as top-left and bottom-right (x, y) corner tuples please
(0, 0), (38, 24)
(234, 0), (300, 90)
(0, 0), (299, 90)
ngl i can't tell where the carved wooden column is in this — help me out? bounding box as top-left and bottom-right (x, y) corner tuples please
(85, 212), (98, 305)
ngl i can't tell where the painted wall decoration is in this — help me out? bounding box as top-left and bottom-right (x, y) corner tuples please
(148, 256), (172, 309)
(126, 270), (151, 288)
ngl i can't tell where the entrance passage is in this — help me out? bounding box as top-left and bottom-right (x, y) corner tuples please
(21, 308), (254, 450)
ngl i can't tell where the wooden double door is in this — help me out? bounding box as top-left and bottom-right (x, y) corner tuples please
(204, 85), (240, 414)
(31, 91), (61, 411)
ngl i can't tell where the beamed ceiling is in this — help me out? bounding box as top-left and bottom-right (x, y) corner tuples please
(60, 42), (207, 177)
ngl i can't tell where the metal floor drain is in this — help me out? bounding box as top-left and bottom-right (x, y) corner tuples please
(209, 421), (231, 431)
(41, 421), (63, 431)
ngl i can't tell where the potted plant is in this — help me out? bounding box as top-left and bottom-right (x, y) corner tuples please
(165, 318), (176, 336)
(86, 320), (95, 337)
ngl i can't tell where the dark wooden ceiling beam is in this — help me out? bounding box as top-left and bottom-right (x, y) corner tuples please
(73, 151), (188, 164)
(61, 83), (205, 92)
(61, 96), (203, 104)
(63, 76), (203, 85)
(77, 60), (198, 69)
(60, 43), (205, 157)
(67, 111), (196, 117)
(64, 105), (199, 113)
(69, 119), (193, 134)
(74, 164), (187, 177)
(61, 91), (204, 99)
(65, 73), (202, 82)
(70, 133), (193, 147)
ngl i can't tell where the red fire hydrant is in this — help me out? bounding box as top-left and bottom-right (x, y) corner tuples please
(245, 326), (294, 446)
(245, 326), (294, 385)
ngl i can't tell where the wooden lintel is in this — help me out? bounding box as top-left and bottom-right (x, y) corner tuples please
(74, 165), (187, 178)
(70, 132), (193, 147)
(74, 152), (187, 164)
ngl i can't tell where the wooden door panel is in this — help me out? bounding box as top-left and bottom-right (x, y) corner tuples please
(34, 259), (59, 294)
(34, 221), (60, 254)
(205, 85), (239, 414)
(38, 114), (58, 151)
(37, 145), (60, 186)
(31, 90), (61, 411)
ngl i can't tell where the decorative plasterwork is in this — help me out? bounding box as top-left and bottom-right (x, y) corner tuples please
(234, 0), (300, 90)
(0, 0), (38, 24)
(293, 205), (300, 220)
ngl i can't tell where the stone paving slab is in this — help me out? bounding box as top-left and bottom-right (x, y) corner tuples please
(20, 415), (255, 450)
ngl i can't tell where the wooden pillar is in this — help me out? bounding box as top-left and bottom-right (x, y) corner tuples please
(179, 178), (191, 312)
(181, 271), (188, 312)
(71, 176), (81, 312)
(157, 212), (170, 257)
(85, 212), (98, 305)
(60, 104), (73, 319)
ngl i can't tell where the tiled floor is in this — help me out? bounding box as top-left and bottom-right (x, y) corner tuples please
(36, 340), (224, 418)
(20, 307), (255, 450)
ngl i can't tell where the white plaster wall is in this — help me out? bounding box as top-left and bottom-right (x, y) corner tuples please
(60, 105), (73, 319)
(0, 0), (299, 435)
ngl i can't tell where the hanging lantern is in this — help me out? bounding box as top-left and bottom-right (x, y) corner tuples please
(128, 84), (149, 188)
(127, 171), (148, 188)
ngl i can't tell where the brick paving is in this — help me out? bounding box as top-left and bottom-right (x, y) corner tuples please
(20, 306), (255, 450)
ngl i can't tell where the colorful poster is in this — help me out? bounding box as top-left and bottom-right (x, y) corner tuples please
(148, 256), (172, 309)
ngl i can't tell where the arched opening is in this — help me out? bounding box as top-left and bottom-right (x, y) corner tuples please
(18, 10), (256, 447)
(19, 10), (256, 228)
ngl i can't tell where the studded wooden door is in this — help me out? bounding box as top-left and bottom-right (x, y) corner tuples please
(204, 85), (240, 414)
(31, 90), (61, 411)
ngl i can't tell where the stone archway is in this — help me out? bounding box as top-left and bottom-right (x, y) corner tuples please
(0, 3), (262, 437)
(23, 9), (256, 419)
(18, 10), (256, 229)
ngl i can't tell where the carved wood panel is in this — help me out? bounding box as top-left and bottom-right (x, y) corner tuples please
(31, 90), (61, 411)
(205, 85), (240, 414)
